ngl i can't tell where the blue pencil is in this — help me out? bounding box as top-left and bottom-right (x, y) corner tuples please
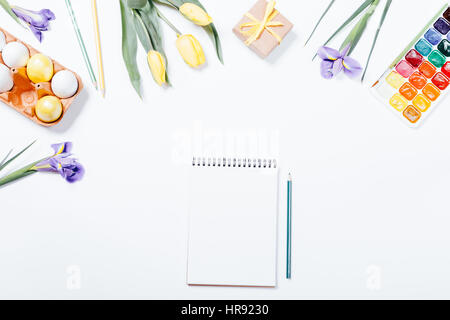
(287, 173), (292, 279)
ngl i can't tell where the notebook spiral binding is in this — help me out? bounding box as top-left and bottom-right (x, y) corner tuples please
(192, 157), (277, 169)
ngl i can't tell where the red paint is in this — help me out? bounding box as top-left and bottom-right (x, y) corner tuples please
(441, 61), (450, 78)
(405, 49), (424, 67)
(431, 72), (449, 90)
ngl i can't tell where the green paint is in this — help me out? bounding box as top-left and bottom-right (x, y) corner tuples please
(429, 50), (447, 68)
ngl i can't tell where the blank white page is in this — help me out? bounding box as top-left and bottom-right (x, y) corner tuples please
(187, 163), (279, 287)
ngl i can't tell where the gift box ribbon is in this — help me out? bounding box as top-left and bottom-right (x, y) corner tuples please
(239, 0), (284, 46)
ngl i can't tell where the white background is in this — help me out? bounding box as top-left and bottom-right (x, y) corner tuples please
(1, 0), (450, 299)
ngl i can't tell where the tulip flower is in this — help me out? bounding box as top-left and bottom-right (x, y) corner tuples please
(176, 34), (205, 68)
(179, 3), (212, 26)
(147, 50), (167, 86)
(11, 6), (56, 42)
(0, 141), (84, 188)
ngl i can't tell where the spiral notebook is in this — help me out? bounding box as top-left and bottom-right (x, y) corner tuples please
(187, 157), (279, 287)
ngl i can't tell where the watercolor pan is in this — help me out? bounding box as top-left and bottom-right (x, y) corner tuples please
(0, 27), (83, 127)
(372, 4), (450, 128)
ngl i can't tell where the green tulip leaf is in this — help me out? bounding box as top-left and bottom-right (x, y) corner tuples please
(154, 0), (182, 8)
(127, 0), (147, 9)
(120, 0), (142, 97)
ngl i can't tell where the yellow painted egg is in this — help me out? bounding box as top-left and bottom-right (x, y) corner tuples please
(35, 96), (62, 123)
(27, 53), (54, 83)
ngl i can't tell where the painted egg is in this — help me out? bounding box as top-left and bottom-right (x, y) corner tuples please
(2, 41), (29, 68)
(0, 64), (13, 93)
(0, 31), (6, 52)
(51, 70), (78, 99)
(27, 53), (54, 83)
(35, 96), (62, 123)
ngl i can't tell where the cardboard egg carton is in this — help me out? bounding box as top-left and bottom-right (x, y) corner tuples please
(0, 27), (83, 127)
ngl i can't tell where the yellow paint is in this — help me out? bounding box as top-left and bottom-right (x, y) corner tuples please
(412, 94), (432, 112)
(389, 93), (408, 112)
(385, 71), (405, 89)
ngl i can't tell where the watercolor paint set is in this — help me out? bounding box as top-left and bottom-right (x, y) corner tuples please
(372, 4), (450, 127)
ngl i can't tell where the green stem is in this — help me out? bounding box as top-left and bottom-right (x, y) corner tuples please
(0, 169), (36, 187)
(155, 6), (182, 36)
(340, 0), (380, 55)
(312, 0), (374, 60)
(165, 0), (179, 9)
(0, 156), (48, 188)
(305, 0), (336, 46)
(361, 0), (392, 81)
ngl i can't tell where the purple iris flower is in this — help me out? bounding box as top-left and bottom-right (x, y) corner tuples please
(33, 142), (85, 183)
(11, 6), (55, 42)
(318, 45), (362, 79)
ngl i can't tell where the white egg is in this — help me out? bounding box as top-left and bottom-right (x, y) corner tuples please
(0, 64), (13, 93)
(2, 41), (29, 68)
(51, 70), (78, 99)
(0, 31), (6, 52)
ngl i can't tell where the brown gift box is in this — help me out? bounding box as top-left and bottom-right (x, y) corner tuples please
(233, 0), (293, 59)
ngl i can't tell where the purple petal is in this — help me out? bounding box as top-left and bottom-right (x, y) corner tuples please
(320, 60), (335, 79)
(331, 58), (344, 76)
(34, 158), (56, 172)
(340, 43), (351, 57)
(317, 46), (342, 61)
(12, 6), (55, 28)
(343, 56), (362, 78)
(28, 25), (43, 42)
(12, 6), (55, 42)
(48, 157), (85, 183)
(61, 161), (85, 183)
(34, 142), (84, 183)
(39, 9), (55, 21)
(51, 142), (73, 156)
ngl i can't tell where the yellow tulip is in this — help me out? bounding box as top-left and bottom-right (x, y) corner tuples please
(147, 50), (166, 86)
(179, 3), (213, 26)
(176, 34), (206, 68)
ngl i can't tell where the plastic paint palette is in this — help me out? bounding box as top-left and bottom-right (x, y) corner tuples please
(0, 27), (83, 127)
(372, 4), (450, 127)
